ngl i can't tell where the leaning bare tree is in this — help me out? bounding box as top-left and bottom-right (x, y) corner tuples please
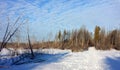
(0, 16), (26, 52)
(27, 22), (34, 59)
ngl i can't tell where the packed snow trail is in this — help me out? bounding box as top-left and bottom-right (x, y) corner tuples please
(1, 47), (120, 70)
(39, 47), (104, 70)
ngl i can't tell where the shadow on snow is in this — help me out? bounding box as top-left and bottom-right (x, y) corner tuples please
(0, 51), (69, 70)
(105, 57), (120, 70)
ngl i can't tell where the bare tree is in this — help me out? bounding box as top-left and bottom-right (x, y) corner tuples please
(27, 22), (34, 59)
(0, 16), (25, 52)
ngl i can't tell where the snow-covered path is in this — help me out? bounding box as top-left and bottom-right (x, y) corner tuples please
(41, 47), (104, 70)
(1, 47), (120, 70)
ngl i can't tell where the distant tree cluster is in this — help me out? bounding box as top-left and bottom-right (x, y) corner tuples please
(55, 26), (93, 52)
(96, 28), (120, 50)
(54, 25), (120, 51)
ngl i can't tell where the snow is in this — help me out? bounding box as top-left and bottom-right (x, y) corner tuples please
(0, 48), (14, 56)
(0, 47), (120, 70)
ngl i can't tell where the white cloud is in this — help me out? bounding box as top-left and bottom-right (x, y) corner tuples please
(0, 0), (120, 40)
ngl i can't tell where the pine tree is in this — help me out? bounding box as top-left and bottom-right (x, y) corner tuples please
(94, 26), (101, 45)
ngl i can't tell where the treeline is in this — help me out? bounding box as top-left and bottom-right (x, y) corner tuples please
(3, 26), (120, 52)
(55, 26), (93, 51)
(0, 16), (120, 53)
(54, 26), (120, 51)
(94, 26), (120, 50)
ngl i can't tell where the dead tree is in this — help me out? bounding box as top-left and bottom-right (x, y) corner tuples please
(27, 32), (34, 59)
(27, 23), (34, 59)
(0, 16), (25, 52)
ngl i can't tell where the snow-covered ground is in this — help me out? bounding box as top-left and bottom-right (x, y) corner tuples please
(0, 47), (120, 70)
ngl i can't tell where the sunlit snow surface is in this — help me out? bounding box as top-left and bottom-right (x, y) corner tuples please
(0, 47), (120, 70)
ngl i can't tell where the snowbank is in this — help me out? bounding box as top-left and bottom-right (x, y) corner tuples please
(0, 47), (120, 70)
(0, 48), (14, 56)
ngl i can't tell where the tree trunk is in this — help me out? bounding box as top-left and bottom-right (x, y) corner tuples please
(28, 33), (34, 59)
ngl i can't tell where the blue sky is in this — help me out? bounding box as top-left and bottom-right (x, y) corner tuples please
(0, 0), (120, 41)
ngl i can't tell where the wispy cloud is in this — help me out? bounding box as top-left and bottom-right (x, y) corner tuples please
(0, 0), (120, 40)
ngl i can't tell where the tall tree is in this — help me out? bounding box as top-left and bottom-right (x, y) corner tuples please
(94, 26), (101, 45)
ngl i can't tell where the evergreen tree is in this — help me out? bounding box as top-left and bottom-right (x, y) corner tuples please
(94, 26), (101, 45)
